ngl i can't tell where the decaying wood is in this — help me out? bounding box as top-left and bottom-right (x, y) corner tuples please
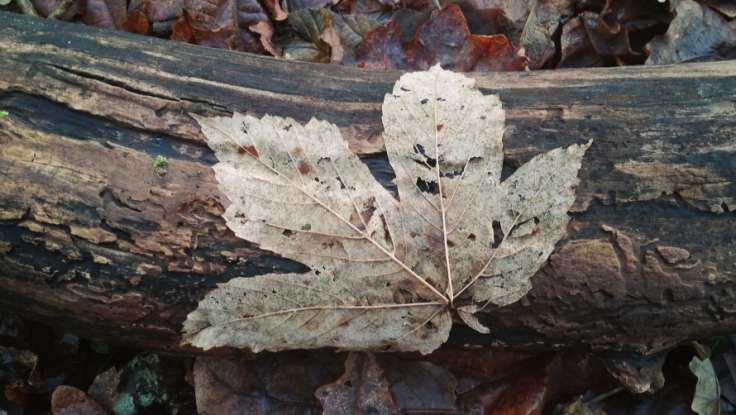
(0, 12), (734, 355)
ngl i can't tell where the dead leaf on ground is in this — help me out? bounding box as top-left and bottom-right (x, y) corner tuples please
(315, 352), (397, 415)
(193, 353), (342, 414)
(690, 356), (721, 415)
(32, 0), (81, 19)
(184, 65), (590, 354)
(521, 0), (575, 69)
(454, 0), (531, 42)
(646, 0), (736, 65)
(175, 0), (279, 55)
(51, 385), (109, 415)
(379, 355), (458, 412)
(82, 0), (128, 29)
(136, 0), (184, 22)
(87, 366), (121, 413)
(356, 5), (528, 71)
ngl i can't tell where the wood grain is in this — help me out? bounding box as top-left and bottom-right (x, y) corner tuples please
(0, 12), (734, 354)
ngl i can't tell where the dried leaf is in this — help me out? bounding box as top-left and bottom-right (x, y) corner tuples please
(184, 65), (589, 354)
(559, 16), (602, 68)
(181, 0), (276, 54)
(316, 352), (397, 415)
(646, 0), (736, 65)
(82, 0), (127, 29)
(454, 0), (531, 43)
(87, 367), (120, 413)
(690, 356), (721, 415)
(380, 356), (458, 412)
(356, 5), (527, 71)
(193, 353), (339, 414)
(139, 0), (183, 22)
(521, 0), (575, 69)
(284, 9), (379, 63)
(122, 9), (151, 34)
(51, 385), (109, 415)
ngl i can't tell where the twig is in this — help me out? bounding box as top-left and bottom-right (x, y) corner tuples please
(588, 387), (624, 404)
(15, 0), (38, 16)
(47, 0), (75, 20)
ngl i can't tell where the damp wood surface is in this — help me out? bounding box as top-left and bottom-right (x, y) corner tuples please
(0, 12), (735, 355)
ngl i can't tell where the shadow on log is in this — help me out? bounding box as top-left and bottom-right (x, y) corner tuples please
(0, 12), (734, 355)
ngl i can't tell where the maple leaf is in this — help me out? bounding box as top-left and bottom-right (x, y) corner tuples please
(183, 65), (590, 354)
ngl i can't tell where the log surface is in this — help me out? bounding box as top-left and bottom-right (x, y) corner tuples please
(0, 12), (735, 354)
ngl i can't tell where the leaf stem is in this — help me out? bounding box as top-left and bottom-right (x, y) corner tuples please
(433, 77), (454, 303)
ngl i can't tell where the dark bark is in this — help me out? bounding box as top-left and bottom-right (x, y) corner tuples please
(0, 12), (734, 355)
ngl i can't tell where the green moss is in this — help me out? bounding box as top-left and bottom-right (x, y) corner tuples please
(0, 110), (8, 118)
(153, 155), (168, 176)
(112, 393), (136, 415)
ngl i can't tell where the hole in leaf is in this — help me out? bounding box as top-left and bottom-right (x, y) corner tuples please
(416, 178), (439, 194)
(282, 229), (295, 237)
(467, 233), (476, 241)
(491, 221), (504, 248)
(335, 176), (347, 189)
(412, 144), (437, 168)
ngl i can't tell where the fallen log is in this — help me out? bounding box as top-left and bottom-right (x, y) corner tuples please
(0, 12), (734, 355)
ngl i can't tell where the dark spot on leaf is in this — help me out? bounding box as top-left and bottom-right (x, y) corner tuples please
(282, 229), (295, 237)
(238, 145), (259, 158)
(436, 123), (444, 132)
(400, 87), (410, 92)
(298, 161), (312, 175)
(301, 223), (311, 231)
(467, 233), (476, 241)
(421, 98), (429, 104)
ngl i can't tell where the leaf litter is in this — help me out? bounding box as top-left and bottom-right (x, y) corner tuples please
(183, 65), (590, 354)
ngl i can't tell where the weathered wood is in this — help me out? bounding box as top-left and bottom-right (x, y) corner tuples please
(0, 12), (734, 355)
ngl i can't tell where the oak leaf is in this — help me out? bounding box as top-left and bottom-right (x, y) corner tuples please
(183, 65), (590, 354)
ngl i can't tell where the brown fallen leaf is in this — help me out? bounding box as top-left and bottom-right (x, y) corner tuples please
(193, 353), (341, 414)
(184, 65), (589, 354)
(379, 354), (459, 412)
(82, 0), (127, 29)
(316, 352), (397, 415)
(454, 0), (531, 43)
(177, 0), (277, 55)
(122, 9), (151, 34)
(356, 5), (527, 71)
(51, 385), (109, 415)
(485, 367), (549, 414)
(137, 0), (184, 22)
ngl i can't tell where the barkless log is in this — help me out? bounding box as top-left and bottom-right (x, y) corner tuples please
(0, 12), (734, 355)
